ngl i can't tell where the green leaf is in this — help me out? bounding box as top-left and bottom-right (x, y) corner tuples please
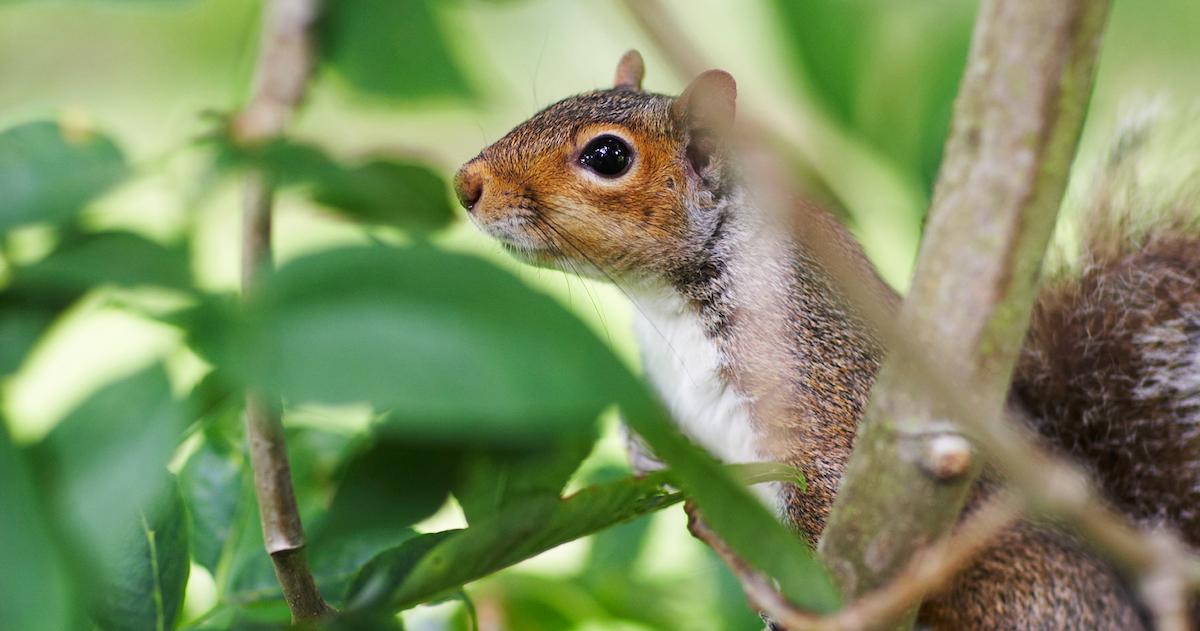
(312, 160), (455, 232)
(92, 479), (191, 631)
(0, 420), (80, 631)
(345, 472), (683, 612)
(319, 0), (472, 101)
(181, 600), (292, 630)
(191, 245), (628, 443)
(212, 139), (455, 232)
(0, 230), (193, 375)
(0, 286), (78, 375)
(579, 466), (652, 576)
(179, 433), (244, 574)
(16, 231), (194, 293)
(221, 427), (416, 608)
(617, 390), (841, 613)
(314, 437), (460, 541)
(32, 364), (189, 561)
(0, 120), (128, 235)
(453, 436), (595, 525)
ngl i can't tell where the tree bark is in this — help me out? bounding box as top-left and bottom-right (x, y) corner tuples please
(818, 0), (1111, 626)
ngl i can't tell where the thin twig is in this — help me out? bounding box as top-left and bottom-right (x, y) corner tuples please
(623, 0), (1200, 625)
(235, 0), (330, 621)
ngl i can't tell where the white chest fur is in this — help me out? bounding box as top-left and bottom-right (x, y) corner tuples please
(629, 288), (763, 468)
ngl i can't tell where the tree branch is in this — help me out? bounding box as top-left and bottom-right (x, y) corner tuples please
(234, 0), (330, 621)
(818, 2), (1112, 620)
(619, 0), (1200, 626)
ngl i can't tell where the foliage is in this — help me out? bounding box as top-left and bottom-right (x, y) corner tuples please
(6, 0), (1191, 629)
(0, 2), (837, 629)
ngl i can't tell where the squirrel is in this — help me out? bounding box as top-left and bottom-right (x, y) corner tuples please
(454, 51), (1200, 628)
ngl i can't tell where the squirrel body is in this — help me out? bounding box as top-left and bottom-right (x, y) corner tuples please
(456, 52), (1200, 628)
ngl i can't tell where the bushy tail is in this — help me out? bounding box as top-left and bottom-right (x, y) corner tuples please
(1014, 102), (1200, 543)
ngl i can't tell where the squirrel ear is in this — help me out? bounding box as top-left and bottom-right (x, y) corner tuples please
(613, 50), (645, 91)
(671, 70), (737, 134)
(672, 70), (737, 174)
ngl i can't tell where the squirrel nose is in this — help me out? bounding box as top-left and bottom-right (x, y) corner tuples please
(454, 162), (485, 212)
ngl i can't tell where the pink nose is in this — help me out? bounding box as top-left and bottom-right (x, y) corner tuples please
(454, 162), (485, 212)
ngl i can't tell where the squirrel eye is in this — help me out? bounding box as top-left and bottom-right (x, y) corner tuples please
(579, 135), (632, 177)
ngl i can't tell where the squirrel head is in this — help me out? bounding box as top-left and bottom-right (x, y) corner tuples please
(455, 50), (738, 281)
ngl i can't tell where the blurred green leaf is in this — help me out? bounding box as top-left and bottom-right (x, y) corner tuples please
(0, 120), (128, 235)
(0, 287), (78, 375)
(617, 391), (841, 613)
(0, 230), (194, 375)
(454, 436), (594, 525)
(179, 433), (244, 574)
(16, 231), (194, 293)
(773, 0), (976, 190)
(312, 160), (456, 232)
(190, 245), (628, 443)
(92, 479), (191, 631)
(213, 139), (455, 232)
(32, 364), (189, 561)
(319, 0), (472, 101)
(346, 472), (682, 613)
(0, 420), (80, 631)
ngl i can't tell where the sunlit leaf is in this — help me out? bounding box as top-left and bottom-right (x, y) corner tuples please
(1, 230), (194, 375)
(319, 0), (473, 101)
(0, 120), (128, 235)
(346, 472), (682, 612)
(92, 479), (191, 631)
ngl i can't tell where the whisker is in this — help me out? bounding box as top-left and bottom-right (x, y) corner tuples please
(532, 212), (693, 380)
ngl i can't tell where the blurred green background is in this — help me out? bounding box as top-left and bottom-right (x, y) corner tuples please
(2, 1), (1198, 629)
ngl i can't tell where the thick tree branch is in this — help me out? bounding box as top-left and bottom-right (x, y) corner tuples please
(234, 0), (329, 621)
(619, 0), (1200, 626)
(819, 1), (1112, 618)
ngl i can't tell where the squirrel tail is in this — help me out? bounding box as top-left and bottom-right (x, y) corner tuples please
(1014, 102), (1200, 544)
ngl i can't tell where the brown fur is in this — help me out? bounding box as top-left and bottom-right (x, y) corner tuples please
(457, 54), (1200, 628)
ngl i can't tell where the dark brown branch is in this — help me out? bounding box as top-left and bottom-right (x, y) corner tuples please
(235, 0), (329, 621)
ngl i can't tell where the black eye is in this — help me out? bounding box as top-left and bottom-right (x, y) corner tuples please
(579, 135), (632, 177)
